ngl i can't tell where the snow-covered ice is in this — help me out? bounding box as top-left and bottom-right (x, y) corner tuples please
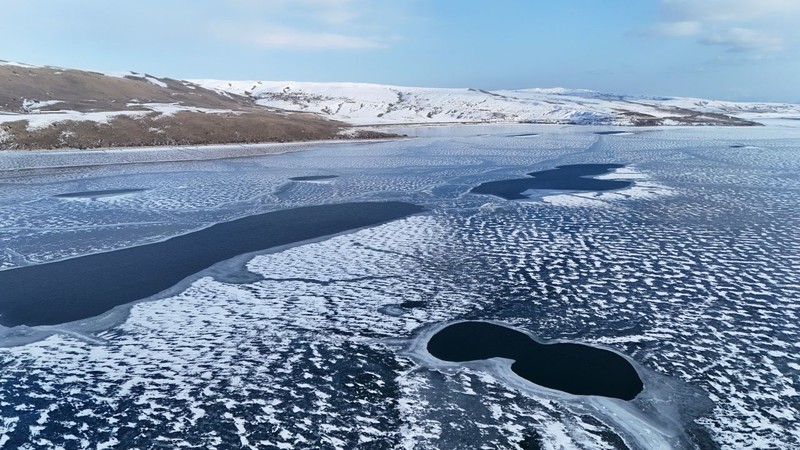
(1, 124), (799, 449)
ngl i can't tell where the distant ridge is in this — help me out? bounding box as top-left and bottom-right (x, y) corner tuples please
(3, 59), (800, 151)
(192, 79), (799, 127)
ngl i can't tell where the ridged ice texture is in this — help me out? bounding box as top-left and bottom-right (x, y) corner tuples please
(1, 124), (799, 449)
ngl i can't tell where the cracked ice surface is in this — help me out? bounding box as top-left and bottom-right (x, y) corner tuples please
(1, 124), (799, 449)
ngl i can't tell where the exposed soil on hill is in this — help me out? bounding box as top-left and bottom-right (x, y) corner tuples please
(0, 62), (395, 150)
(0, 64), (250, 113)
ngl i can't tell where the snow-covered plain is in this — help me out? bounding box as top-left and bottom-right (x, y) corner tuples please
(192, 79), (800, 126)
(1, 124), (799, 449)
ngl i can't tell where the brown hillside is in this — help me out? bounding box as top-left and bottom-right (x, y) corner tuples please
(0, 61), (392, 150)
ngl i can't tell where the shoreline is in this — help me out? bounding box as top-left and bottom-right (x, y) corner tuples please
(4, 118), (790, 174)
(0, 136), (414, 173)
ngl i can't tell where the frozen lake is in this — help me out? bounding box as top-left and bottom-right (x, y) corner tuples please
(0, 124), (798, 449)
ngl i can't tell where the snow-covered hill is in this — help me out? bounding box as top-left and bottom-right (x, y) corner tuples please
(4, 56), (800, 152)
(192, 79), (800, 126)
(0, 61), (384, 150)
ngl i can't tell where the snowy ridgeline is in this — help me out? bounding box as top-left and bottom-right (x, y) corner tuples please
(2, 58), (797, 129)
(191, 79), (800, 126)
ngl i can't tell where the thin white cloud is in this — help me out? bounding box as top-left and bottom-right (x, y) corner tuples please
(662, 0), (800, 22)
(650, 21), (702, 37)
(212, 0), (399, 51)
(700, 28), (785, 53)
(297, 0), (359, 20)
(215, 26), (384, 50)
(228, 0), (362, 25)
(650, 0), (800, 55)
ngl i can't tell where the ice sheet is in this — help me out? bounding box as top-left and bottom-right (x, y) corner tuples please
(1, 124), (799, 448)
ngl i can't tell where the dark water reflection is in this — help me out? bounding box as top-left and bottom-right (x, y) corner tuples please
(0, 202), (423, 327)
(471, 164), (631, 200)
(54, 188), (147, 199)
(288, 175), (339, 181)
(427, 321), (643, 400)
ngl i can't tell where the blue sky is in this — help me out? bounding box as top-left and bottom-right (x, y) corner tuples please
(2, 0), (799, 101)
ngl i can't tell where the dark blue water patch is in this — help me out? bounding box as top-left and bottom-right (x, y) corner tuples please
(508, 133), (539, 138)
(379, 301), (427, 317)
(470, 164), (632, 200)
(595, 131), (632, 135)
(289, 175), (339, 181)
(400, 301), (427, 308)
(54, 188), (147, 199)
(729, 144), (746, 148)
(0, 201), (424, 327)
(427, 321), (643, 400)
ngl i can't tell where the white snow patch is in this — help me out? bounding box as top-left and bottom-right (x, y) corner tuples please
(542, 166), (676, 207)
(0, 103), (238, 132)
(22, 99), (63, 112)
(542, 193), (613, 208)
(127, 102), (238, 117)
(103, 71), (168, 88)
(0, 60), (40, 68)
(144, 76), (168, 88)
(0, 110), (149, 131)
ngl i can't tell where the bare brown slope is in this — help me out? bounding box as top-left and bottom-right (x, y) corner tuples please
(6, 111), (384, 150)
(0, 64), (253, 113)
(0, 62), (392, 150)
